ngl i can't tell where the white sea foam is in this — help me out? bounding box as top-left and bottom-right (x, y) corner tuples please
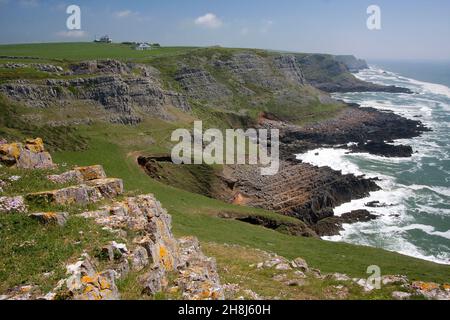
(299, 66), (450, 264)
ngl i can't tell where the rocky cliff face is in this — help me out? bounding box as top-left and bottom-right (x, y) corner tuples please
(0, 60), (190, 124)
(174, 66), (232, 101)
(295, 54), (411, 93)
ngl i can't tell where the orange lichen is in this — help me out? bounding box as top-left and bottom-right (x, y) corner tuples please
(98, 277), (111, 290)
(159, 245), (173, 270)
(81, 275), (97, 284)
(44, 212), (57, 219)
(25, 138), (44, 153)
(0, 143), (22, 159)
(83, 284), (95, 294)
(413, 281), (440, 291)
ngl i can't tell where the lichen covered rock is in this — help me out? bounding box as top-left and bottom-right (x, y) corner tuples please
(0, 138), (54, 169)
(75, 165), (107, 181)
(52, 254), (120, 300)
(29, 212), (68, 226)
(175, 236), (224, 300)
(26, 184), (102, 206)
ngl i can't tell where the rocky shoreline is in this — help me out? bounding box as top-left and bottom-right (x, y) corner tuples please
(140, 102), (429, 238)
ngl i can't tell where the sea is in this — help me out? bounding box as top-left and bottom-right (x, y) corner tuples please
(297, 60), (450, 264)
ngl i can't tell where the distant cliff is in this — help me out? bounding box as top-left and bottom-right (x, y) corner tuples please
(294, 53), (411, 93)
(333, 55), (368, 72)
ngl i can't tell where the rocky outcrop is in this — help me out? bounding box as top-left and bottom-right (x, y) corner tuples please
(78, 194), (223, 300)
(224, 162), (379, 225)
(0, 136), (223, 300)
(50, 254), (120, 300)
(26, 178), (123, 206)
(0, 60), (190, 124)
(175, 237), (224, 300)
(280, 105), (429, 157)
(349, 141), (414, 157)
(0, 138), (54, 169)
(0, 63), (64, 73)
(175, 67), (232, 101)
(313, 210), (378, 237)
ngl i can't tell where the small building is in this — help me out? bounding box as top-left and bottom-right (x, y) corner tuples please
(135, 43), (152, 51)
(94, 35), (112, 43)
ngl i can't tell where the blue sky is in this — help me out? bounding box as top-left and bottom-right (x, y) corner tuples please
(0, 0), (449, 60)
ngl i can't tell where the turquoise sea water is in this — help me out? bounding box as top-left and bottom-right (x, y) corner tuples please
(298, 63), (450, 264)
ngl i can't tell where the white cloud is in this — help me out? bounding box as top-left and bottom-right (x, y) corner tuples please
(194, 13), (223, 29)
(56, 30), (87, 38)
(114, 10), (134, 18)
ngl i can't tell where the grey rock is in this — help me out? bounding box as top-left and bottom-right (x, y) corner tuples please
(392, 291), (412, 300)
(29, 212), (68, 226)
(291, 257), (309, 272)
(130, 246), (149, 271)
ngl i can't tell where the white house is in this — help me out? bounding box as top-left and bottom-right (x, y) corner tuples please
(94, 35), (112, 43)
(135, 43), (151, 51)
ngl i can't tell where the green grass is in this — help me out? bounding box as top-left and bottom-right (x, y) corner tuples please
(0, 42), (197, 62)
(204, 243), (423, 300)
(0, 213), (117, 293)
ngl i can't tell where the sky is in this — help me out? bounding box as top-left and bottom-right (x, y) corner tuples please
(0, 0), (449, 60)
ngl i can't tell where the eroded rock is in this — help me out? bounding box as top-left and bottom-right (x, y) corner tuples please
(51, 254), (120, 300)
(0, 138), (54, 169)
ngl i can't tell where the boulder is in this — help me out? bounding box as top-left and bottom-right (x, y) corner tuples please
(29, 212), (68, 226)
(275, 263), (291, 271)
(0, 138), (54, 169)
(0, 196), (27, 214)
(16, 149), (54, 169)
(75, 165), (107, 181)
(291, 257), (309, 272)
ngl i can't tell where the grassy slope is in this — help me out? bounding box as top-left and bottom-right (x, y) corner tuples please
(0, 43), (449, 285)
